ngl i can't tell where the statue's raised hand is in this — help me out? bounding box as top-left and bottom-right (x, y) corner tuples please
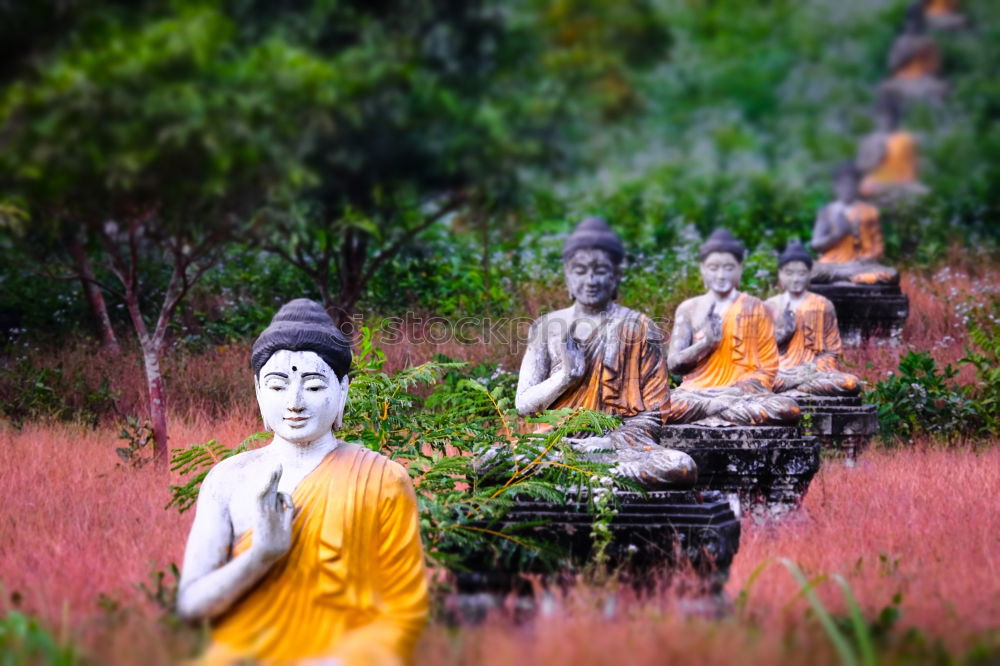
(782, 305), (796, 335)
(560, 333), (587, 387)
(694, 304), (723, 351)
(252, 465), (295, 566)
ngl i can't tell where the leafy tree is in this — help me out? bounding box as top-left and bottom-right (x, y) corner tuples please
(243, 0), (673, 323)
(0, 5), (336, 463)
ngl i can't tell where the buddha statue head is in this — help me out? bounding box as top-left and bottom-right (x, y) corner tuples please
(698, 229), (746, 298)
(251, 299), (352, 443)
(562, 217), (624, 308)
(777, 241), (813, 297)
(834, 162), (862, 203)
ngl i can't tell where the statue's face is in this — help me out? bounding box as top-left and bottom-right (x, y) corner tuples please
(564, 248), (620, 308)
(835, 176), (858, 202)
(779, 261), (810, 296)
(255, 350), (350, 444)
(700, 251), (743, 297)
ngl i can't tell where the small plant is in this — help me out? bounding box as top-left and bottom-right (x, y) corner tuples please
(0, 609), (78, 666)
(961, 318), (1000, 437)
(115, 417), (155, 468)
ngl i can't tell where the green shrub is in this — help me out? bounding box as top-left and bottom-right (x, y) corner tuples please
(868, 351), (979, 443)
(0, 609), (78, 666)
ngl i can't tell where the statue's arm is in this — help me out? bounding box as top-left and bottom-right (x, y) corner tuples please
(666, 306), (713, 376)
(331, 464), (428, 664)
(811, 205), (849, 253)
(515, 321), (571, 416)
(176, 465), (292, 621)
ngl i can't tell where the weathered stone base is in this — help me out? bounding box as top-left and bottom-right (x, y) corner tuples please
(809, 283), (909, 346)
(660, 424), (820, 516)
(793, 394), (878, 462)
(448, 490), (740, 621)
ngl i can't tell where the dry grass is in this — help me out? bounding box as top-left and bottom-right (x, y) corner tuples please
(0, 413), (996, 664)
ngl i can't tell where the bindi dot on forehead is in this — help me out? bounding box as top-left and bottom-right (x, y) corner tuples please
(292, 366), (297, 372)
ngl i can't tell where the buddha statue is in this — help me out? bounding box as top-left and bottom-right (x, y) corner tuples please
(177, 299), (428, 666)
(810, 162), (899, 285)
(515, 217), (697, 489)
(666, 229), (801, 427)
(922, 0), (968, 30)
(879, 5), (949, 103)
(856, 92), (929, 206)
(765, 242), (861, 397)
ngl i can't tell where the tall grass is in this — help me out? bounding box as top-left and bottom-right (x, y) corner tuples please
(0, 415), (996, 664)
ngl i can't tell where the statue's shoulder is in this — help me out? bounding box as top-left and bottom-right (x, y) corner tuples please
(202, 445), (271, 499)
(674, 295), (703, 316)
(808, 291), (837, 313)
(529, 307), (573, 335)
(739, 292), (768, 313)
(763, 293), (782, 310)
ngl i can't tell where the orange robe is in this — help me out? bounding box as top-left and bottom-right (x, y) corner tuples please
(550, 309), (669, 420)
(860, 132), (919, 194)
(541, 309), (669, 448)
(678, 294), (779, 392)
(201, 444), (429, 666)
(773, 293), (859, 395)
(668, 294), (800, 425)
(926, 0), (960, 15)
(778, 293), (843, 373)
(818, 202), (884, 264)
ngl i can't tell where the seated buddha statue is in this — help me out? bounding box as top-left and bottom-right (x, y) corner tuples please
(515, 217), (697, 489)
(879, 5), (949, 103)
(665, 229), (801, 427)
(810, 162), (899, 285)
(177, 299), (428, 666)
(857, 92), (929, 206)
(922, 0), (968, 30)
(765, 242), (861, 397)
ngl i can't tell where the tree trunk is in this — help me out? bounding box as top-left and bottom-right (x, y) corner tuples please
(142, 345), (169, 468)
(68, 233), (120, 352)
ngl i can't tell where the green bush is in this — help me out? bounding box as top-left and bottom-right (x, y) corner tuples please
(0, 609), (78, 666)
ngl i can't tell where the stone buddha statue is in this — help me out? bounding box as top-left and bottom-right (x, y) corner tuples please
(810, 162), (899, 285)
(922, 0), (968, 30)
(177, 299), (428, 666)
(665, 229), (800, 427)
(879, 5), (949, 103)
(765, 242), (861, 396)
(857, 92), (929, 206)
(515, 217), (697, 489)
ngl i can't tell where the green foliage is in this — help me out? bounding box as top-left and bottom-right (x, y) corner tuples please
(114, 417), (155, 468)
(961, 317), (1000, 437)
(0, 359), (117, 428)
(0, 609), (78, 666)
(868, 351), (979, 443)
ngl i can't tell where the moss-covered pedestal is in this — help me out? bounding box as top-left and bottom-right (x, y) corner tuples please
(809, 283), (909, 346)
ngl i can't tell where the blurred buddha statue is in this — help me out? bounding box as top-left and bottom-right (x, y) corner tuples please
(810, 162), (899, 285)
(880, 5), (949, 103)
(177, 299), (428, 666)
(921, 0), (968, 30)
(666, 229), (800, 427)
(515, 217), (697, 489)
(765, 242), (861, 396)
(857, 92), (929, 206)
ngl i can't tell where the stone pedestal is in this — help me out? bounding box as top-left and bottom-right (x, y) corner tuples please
(808, 283), (908, 346)
(660, 425), (820, 516)
(793, 394), (878, 462)
(448, 490), (740, 621)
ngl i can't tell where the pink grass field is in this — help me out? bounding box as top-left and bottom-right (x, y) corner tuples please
(1, 417), (997, 664)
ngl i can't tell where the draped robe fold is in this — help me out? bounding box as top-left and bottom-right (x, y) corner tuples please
(668, 294), (800, 426)
(199, 444), (429, 666)
(772, 292), (860, 396)
(547, 308), (669, 443)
